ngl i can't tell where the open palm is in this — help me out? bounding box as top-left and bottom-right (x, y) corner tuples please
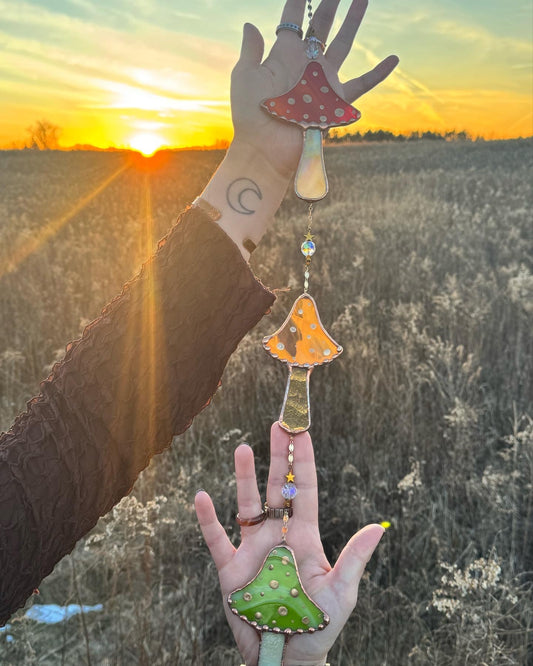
(195, 424), (384, 665)
(231, 0), (399, 180)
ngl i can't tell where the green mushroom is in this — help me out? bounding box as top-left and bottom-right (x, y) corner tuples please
(228, 545), (329, 666)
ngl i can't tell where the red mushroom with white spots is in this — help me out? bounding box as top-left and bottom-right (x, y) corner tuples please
(262, 62), (361, 201)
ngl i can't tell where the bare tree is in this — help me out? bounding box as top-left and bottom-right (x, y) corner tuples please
(26, 120), (61, 150)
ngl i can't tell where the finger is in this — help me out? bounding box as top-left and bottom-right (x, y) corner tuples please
(279, 0), (307, 29)
(266, 423), (318, 526)
(327, 524), (384, 600)
(236, 23), (264, 69)
(325, 0), (368, 69)
(195, 491), (236, 571)
(343, 55), (399, 103)
(308, 0), (342, 43)
(235, 444), (263, 527)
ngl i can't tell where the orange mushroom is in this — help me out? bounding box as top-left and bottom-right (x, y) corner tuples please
(263, 294), (342, 433)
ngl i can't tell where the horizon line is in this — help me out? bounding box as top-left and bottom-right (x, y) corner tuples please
(2, 131), (532, 155)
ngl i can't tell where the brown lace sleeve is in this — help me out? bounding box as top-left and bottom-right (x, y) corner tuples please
(0, 206), (275, 625)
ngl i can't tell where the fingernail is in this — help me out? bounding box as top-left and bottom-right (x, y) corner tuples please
(195, 488), (205, 495)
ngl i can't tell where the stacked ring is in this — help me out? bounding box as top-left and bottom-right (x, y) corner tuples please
(236, 511), (266, 527)
(236, 503), (294, 526)
(276, 22), (304, 39)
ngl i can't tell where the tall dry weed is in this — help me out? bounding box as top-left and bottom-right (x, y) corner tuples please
(0, 140), (531, 664)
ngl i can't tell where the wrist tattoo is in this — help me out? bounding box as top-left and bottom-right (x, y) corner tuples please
(226, 178), (263, 215)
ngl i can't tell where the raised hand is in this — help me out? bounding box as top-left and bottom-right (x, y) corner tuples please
(231, 0), (399, 178)
(195, 424), (384, 666)
(200, 0), (398, 258)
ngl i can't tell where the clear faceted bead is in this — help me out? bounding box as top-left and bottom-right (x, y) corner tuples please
(301, 240), (316, 257)
(282, 482), (298, 500)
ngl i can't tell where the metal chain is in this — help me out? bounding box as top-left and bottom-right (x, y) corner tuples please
(301, 203), (316, 293)
(281, 435), (296, 542)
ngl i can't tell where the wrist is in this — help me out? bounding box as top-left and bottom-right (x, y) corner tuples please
(200, 139), (292, 259)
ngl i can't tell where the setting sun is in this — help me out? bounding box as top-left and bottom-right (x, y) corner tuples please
(128, 132), (166, 156)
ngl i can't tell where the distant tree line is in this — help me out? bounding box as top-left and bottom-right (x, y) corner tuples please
(7, 120), (476, 152)
(326, 129), (473, 143)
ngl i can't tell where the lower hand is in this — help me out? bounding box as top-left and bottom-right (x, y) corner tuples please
(195, 423), (385, 665)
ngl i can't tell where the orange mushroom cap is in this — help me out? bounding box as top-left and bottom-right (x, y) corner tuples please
(263, 294), (342, 367)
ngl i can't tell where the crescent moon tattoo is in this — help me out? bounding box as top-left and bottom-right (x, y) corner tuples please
(226, 178), (263, 215)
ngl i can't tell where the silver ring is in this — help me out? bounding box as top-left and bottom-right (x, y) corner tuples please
(305, 25), (326, 49)
(276, 22), (303, 39)
(304, 35), (326, 60)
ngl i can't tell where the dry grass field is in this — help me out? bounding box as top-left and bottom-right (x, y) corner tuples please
(0, 139), (532, 664)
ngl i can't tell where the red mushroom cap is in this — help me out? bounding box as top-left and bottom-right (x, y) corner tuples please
(261, 62), (361, 130)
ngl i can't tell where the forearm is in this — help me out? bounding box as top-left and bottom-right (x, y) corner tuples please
(201, 139), (292, 260)
(0, 208), (275, 625)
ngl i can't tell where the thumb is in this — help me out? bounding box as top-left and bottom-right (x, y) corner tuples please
(237, 22), (264, 68)
(329, 524), (385, 594)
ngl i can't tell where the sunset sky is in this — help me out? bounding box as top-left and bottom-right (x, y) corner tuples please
(1, 0), (531, 151)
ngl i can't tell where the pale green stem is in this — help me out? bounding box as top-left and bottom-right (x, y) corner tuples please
(258, 633), (286, 666)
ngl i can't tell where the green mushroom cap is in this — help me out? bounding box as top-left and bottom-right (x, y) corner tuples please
(228, 545), (329, 635)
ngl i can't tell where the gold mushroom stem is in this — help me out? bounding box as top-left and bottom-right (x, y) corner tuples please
(294, 128), (328, 202)
(279, 366), (313, 433)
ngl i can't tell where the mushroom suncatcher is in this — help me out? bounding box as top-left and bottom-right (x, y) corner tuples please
(261, 61), (361, 201)
(228, 545), (329, 666)
(228, 9), (364, 665)
(263, 293), (342, 433)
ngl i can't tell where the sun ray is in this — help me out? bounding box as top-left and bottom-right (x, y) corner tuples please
(0, 162), (128, 281)
(110, 171), (161, 495)
(141, 172), (158, 453)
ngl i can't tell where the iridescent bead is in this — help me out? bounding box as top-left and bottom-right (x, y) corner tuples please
(282, 482), (298, 500)
(301, 240), (316, 257)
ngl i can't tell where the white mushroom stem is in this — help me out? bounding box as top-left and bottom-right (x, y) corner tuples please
(294, 128), (328, 202)
(258, 633), (286, 666)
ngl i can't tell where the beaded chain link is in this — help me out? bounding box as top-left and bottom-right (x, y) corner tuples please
(280, 435), (296, 542)
(301, 203), (316, 293)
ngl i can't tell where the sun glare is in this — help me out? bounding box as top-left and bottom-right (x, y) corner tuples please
(129, 132), (165, 156)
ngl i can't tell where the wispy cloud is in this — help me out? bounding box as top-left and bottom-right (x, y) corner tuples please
(352, 42), (446, 126)
(0, 0), (237, 96)
(432, 19), (531, 56)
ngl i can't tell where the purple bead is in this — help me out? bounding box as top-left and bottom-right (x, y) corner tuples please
(282, 482), (298, 500)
